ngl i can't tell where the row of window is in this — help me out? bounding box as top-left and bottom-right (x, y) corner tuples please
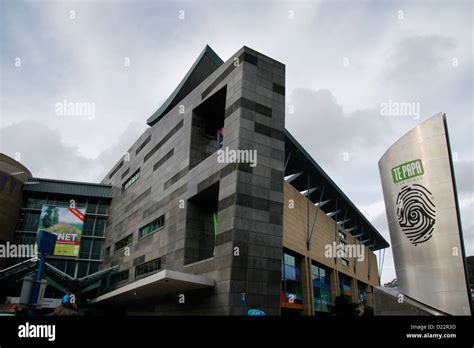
(15, 233), (103, 261)
(110, 215), (165, 256)
(18, 211), (106, 237)
(25, 195), (108, 214)
(109, 257), (162, 288)
(282, 251), (369, 313)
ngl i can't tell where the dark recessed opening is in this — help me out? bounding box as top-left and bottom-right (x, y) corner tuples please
(184, 182), (219, 264)
(189, 86), (226, 169)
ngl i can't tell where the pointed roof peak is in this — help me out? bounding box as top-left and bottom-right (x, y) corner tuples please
(147, 45), (224, 126)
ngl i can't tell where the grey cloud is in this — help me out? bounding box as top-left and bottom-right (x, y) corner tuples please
(94, 121), (146, 181)
(453, 160), (473, 194)
(0, 120), (144, 182)
(381, 34), (457, 96)
(0, 121), (96, 181)
(286, 88), (399, 170)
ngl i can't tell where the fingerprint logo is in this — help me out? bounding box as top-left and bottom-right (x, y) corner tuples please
(396, 184), (436, 246)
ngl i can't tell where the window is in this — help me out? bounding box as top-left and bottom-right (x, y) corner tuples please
(135, 258), (161, 278)
(87, 201), (98, 214)
(66, 261), (76, 277)
(56, 197), (69, 207)
(19, 211), (40, 232)
(114, 234), (133, 251)
(77, 261), (88, 277)
(97, 202), (108, 215)
(339, 240), (349, 258)
(80, 239), (92, 259)
(312, 264), (332, 313)
(17, 233), (36, 245)
(95, 218), (106, 236)
(123, 170), (140, 191)
(339, 231), (346, 241)
(88, 262), (99, 274)
(281, 252), (303, 306)
(339, 275), (352, 300)
(358, 282), (368, 305)
(55, 260), (66, 272)
(27, 196), (46, 209)
(139, 215), (165, 239)
(341, 258), (349, 267)
(111, 270), (129, 286)
(83, 218), (95, 236)
(90, 240), (103, 260)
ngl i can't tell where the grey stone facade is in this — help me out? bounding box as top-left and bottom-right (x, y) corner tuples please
(101, 46), (286, 315)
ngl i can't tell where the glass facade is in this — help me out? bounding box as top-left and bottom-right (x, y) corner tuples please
(18, 211), (40, 232)
(311, 264), (332, 313)
(16, 193), (108, 278)
(358, 282), (367, 305)
(339, 274), (353, 300)
(281, 252), (303, 306)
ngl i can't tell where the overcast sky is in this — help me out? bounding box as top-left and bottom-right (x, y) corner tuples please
(0, 0), (472, 284)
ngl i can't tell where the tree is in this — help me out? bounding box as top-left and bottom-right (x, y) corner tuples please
(51, 208), (59, 225)
(42, 207), (53, 228)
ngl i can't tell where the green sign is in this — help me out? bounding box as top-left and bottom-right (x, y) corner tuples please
(392, 159), (424, 183)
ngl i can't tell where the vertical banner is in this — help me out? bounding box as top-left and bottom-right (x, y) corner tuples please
(378, 113), (471, 315)
(37, 205), (86, 257)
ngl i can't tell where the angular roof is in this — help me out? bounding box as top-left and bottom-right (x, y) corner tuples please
(284, 130), (390, 251)
(146, 45), (224, 127)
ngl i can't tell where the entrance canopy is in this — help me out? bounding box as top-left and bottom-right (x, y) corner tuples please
(90, 269), (214, 304)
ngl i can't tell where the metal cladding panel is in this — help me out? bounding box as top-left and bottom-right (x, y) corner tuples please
(23, 178), (112, 199)
(378, 113), (471, 315)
